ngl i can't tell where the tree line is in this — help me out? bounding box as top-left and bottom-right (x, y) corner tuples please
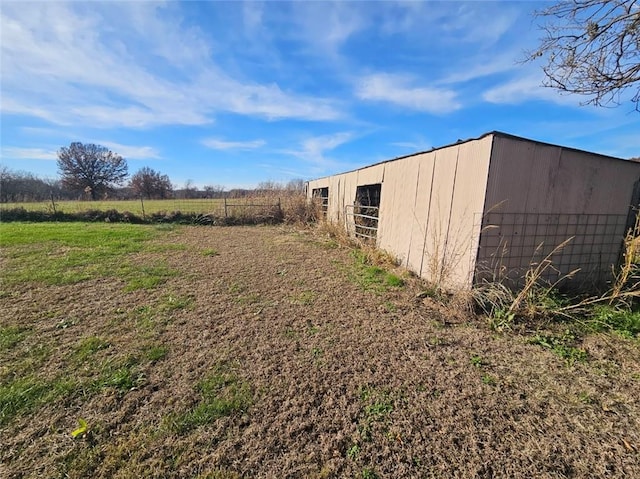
(2, 142), (305, 203)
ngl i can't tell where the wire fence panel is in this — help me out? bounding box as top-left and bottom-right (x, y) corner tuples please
(0, 198), (282, 219)
(475, 212), (629, 288)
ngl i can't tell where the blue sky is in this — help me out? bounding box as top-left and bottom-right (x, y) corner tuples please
(1, 1), (639, 190)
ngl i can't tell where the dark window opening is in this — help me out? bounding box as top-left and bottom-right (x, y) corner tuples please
(312, 187), (329, 215)
(351, 183), (381, 240)
(356, 184), (381, 208)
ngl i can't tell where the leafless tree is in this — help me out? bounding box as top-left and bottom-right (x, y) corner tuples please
(130, 167), (173, 199)
(285, 179), (306, 193)
(203, 184), (225, 198)
(0, 167), (65, 202)
(527, 0), (640, 109)
(57, 142), (128, 200)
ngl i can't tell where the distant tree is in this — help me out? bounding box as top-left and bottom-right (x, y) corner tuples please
(527, 0), (640, 109)
(285, 179), (306, 193)
(185, 179), (202, 199)
(203, 184), (225, 198)
(0, 166), (65, 202)
(257, 180), (283, 191)
(57, 142), (128, 200)
(130, 167), (172, 199)
(631, 156), (640, 162)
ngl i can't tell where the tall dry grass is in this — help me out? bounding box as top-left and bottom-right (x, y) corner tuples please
(472, 211), (640, 330)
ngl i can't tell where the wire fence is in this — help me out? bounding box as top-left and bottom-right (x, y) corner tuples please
(474, 211), (630, 288)
(0, 197), (283, 220)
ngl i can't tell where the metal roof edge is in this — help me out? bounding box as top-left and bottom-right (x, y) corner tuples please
(306, 131), (634, 184)
(490, 131), (629, 163)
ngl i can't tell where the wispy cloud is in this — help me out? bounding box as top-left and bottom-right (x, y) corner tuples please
(391, 139), (433, 152)
(438, 54), (519, 85)
(290, 1), (364, 54)
(97, 141), (161, 160)
(202, 138), (266, 151)
(1, 147), (58, 161)
(0, 2), (342, 129)
(482, 74), (578, 106)
(282, 132), (353, 170)
(356, 73), (460, 114)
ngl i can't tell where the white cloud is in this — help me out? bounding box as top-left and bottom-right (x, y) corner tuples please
(291, 1), (364, 54)
(96, 141), (161, 160)
(482, 74), (578, 106)
(356, 74), (460, 114)
(0, 2), (342, 129)
(391, 140), (433, 152)
(202, 138), (266, 150)
(438, 54), (519, 85)
(282, 132), (353, 170)
(1, 147), (58, 161)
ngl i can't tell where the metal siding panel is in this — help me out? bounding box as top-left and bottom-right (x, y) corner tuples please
(445, 137), (493, 288)
(406, 153), (436, 274)
(421, 145), (460, 285)
(552, 149), (639, 214)
(377, 156), (421, 265)
(484, 136), (539, 213)
(356, 165), (385, 186)
(486, 135), (640, 216)
(478, 135), (640, 288)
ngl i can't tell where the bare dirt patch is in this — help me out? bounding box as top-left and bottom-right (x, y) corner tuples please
(1, 225), (639, 478)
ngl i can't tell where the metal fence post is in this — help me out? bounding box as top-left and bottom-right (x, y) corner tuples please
(224, 197), (228, 218)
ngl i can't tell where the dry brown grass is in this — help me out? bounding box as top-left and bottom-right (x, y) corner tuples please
(1, 224), (639, 478)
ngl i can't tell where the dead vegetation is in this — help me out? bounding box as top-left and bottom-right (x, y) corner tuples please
(1, 223), (639, 478)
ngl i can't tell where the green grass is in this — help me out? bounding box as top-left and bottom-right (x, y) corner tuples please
(354, 386), (396, 444)
(349, 250), (405, 292)
(586, 305), (640, 339)
(0, 198), (226, 216)
(141, 344), (168, 362)
(470, 355), (485, 368)
(0, 223), (177, 289)
(290, 290), (316, 305)
(0, 326), (29, 351)
(529, 331), (588, 365)
(131, 295), (194, 335)
(167, 365), (252, 434)
(74, 336), (110, 362)
(0, 375), (77, 426)
(94, 356), (145, 393)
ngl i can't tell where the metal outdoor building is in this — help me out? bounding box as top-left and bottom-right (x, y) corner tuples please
(306, 132), (640, 289)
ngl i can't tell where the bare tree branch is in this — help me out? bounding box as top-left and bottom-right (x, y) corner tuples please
(130, 167), (173, 199)
(526, 0), (640, 109)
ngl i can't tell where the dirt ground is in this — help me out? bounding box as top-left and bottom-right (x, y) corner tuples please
(1, 225), (639, 478)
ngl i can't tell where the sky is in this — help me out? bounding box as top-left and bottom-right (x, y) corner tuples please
(1, 0), (639, 190)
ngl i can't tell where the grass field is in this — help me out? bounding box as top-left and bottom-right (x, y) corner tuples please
(0, 197), (282, 217)
(1, 222), (639, 478)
